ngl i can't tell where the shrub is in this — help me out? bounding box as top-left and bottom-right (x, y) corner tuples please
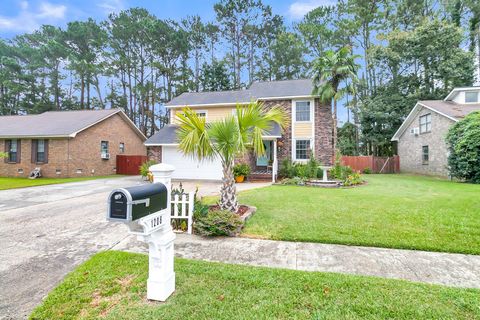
(343, 172), (363, 186)
(233, 163), (251, 177)
(139, 160), (157, 177)
(363, 167), (372, 174)
(279, 159), (295, 178)
(446, 111), (480, 183)
(280, 177), (306, 185)
(194, 209), (244, 236)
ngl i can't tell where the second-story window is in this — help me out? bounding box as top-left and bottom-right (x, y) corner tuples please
(295, 101), (311, 122)
(119, 142), (125, 153)
(419, 114), (431, 133)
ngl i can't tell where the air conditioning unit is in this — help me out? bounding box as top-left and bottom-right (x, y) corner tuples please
(410, 127), (419, 136)
(101, 152), (110, 159)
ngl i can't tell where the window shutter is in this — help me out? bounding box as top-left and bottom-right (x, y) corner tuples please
(4, 140), (9, 163)
(44, 140), (49, 163)
(16, 140), (21, 163)
(31, 140), (37, 163)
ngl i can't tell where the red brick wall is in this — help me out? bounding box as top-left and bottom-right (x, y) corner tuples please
(0, 113), (146, 177)
(147, 146), (162, 163)
(261, 98), (333, 165)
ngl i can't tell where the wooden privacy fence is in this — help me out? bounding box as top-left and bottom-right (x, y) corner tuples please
(171, 191), (194, 234)
(341, 155), (400, 174)
(116, 155), (148, 175)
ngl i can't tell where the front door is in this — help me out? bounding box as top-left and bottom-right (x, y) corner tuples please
(256, 141), (271, 166)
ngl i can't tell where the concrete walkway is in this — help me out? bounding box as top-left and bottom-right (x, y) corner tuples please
(114, 233), (480, 289)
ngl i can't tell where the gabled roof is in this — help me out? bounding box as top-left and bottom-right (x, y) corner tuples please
(0, 109), (146, 140)
(391, 100), (480, 141)
(165, 79), (315, 107)
(145, 122), (282, 146)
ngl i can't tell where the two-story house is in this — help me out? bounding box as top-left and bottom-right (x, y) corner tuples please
(145, 79), (333, 181)
(392, 87), (480, 177)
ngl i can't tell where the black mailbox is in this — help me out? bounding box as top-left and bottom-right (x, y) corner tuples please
(107, 183), (168, 222)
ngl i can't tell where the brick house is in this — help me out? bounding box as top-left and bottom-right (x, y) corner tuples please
(392, 87), (480, 177)
(0, 109), (146, 178)
(145, 79), (333, 181)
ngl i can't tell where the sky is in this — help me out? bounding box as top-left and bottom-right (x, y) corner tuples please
(0, 0), (350, 122)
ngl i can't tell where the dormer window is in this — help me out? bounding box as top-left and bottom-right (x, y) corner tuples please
(465, 92), (478, 103)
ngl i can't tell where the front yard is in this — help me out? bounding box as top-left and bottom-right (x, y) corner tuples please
(235, 174), (480, 255)
(31, 251), (480, 319)
(0, 175), (122, 190)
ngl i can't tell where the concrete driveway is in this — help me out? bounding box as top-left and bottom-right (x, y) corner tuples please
(0, 177), (270, 319)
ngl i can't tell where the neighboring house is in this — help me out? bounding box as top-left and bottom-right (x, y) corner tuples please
(145, 79), (333, 181)
(392, 87), (480, 177)
(0, 109), (147, 178)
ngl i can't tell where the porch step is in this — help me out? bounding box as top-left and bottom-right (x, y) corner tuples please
(248, 172), (272, 182)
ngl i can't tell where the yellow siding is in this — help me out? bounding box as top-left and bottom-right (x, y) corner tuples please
(294, 122), (312, 138)
(171, 106), (235, 124)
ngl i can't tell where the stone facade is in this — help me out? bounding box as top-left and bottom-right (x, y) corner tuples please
(147, 146), (162, 163)
(262, 98), (333, 166)
(0, 113), (146, 177)
(314, 98), (333, 166)
(397, 106), (454, 177)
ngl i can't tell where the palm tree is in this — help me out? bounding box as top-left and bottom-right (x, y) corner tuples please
(312, 46), (360, 152)
(176, 102), (287, 212)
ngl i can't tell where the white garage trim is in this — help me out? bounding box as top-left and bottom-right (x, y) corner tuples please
(162, 146), (222, 181)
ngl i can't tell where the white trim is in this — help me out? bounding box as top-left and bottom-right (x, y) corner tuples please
(292, 138), (313, 162)
(391, 102), (458, 141)
(165, 95), (317, 109)
(145, 143), (179, 147)
(444, 87), (480, 101)
(257, 95), (316, 101)
(166, 102), (248, 109)
(293, 100), (314, 123)
(0, 134), (71, 139)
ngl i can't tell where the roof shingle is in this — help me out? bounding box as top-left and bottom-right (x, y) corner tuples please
(0, 109), (144, 139)
(165, 79), (315, 107)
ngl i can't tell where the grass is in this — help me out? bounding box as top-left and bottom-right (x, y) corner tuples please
(30, 251), (480, 320)
(233, 174), (480, 255)
(0, 175), (123, 190)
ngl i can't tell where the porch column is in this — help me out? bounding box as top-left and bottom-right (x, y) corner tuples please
(272, 139), (277, 183)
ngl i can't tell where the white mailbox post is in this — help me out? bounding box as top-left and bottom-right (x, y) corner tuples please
(142, 163), (176, 301)
(106, 163), (176, 302)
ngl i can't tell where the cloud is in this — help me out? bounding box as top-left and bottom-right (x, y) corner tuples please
(288, 0), (337, 19)
(0, 1), (67, 32)
(97, 0), (126, 15)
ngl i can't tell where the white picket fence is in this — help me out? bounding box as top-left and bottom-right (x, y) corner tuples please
(171, 192), (194, 234)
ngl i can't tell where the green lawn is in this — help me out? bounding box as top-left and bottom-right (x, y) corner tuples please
(0, 175), (122, 190)
(30, 251), (480, 320)
(235, 174), (480, 255)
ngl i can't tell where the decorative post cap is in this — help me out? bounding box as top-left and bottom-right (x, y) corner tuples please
(149, 163), (176, 173)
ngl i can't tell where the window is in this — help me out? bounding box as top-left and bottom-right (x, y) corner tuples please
(419, 114), (431, 133)
(119, 142), (125, 153)
(295, 101), (311, 122)
(101, 141), (109, 154)
(31, 139), (48, 163)
(465, 92), (478, 103)
(37, 140), (45, 163)
(5, 139), (19, 163)
(422, 146), (429, 165)
(196, 111), (207, 118)
(295, 140), (310, 160)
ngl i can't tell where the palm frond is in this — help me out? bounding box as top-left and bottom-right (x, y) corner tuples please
(176, 108), (215, 160)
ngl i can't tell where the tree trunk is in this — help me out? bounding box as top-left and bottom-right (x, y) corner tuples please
(332, 98), (338, 154)
(220, 160), (238, 212)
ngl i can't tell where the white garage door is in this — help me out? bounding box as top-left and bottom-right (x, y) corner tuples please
(162, 146), (223, 180)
